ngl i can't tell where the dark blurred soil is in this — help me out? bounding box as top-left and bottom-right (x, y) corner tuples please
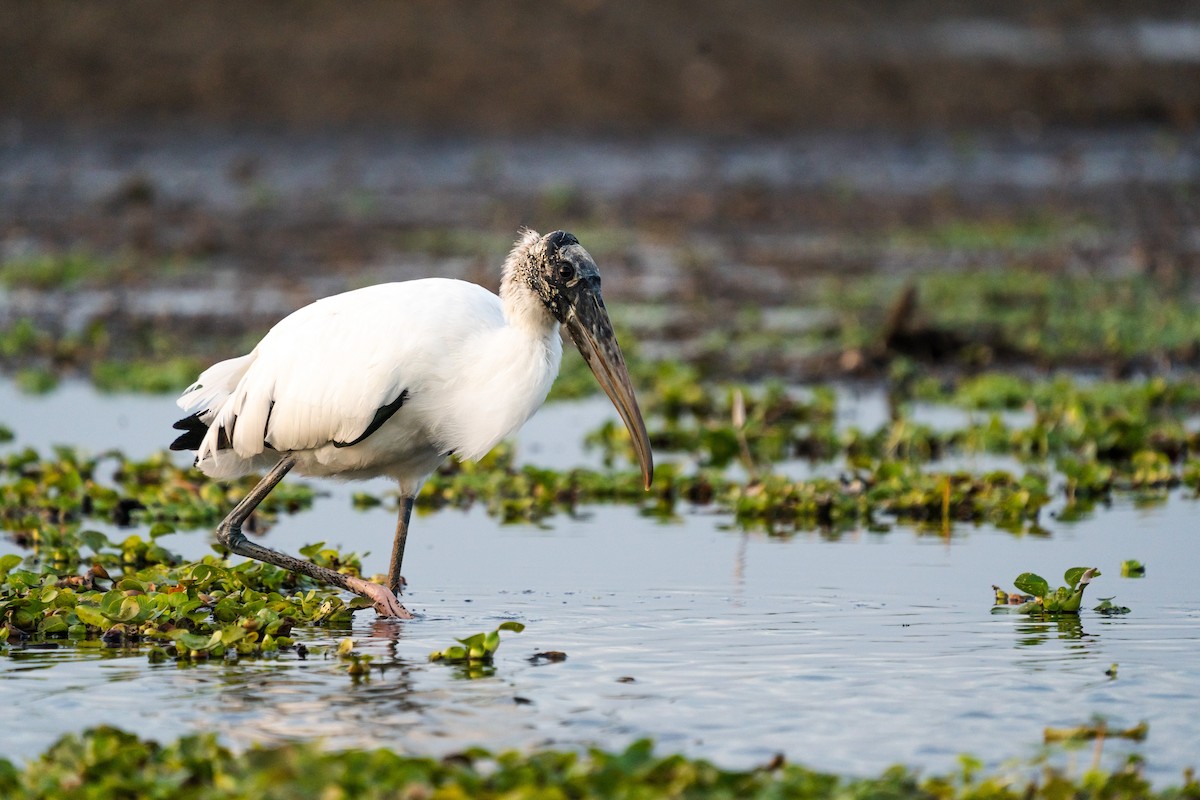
(5, 1), (1200, 133)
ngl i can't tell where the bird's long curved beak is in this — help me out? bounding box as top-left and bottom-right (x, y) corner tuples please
(564, 293), (654, 490)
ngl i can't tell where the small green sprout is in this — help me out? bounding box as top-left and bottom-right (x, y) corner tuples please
(429, 621), (525, 664)
(993, 567), (1099, 615)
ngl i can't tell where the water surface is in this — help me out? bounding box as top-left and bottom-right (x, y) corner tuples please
(1, 380), (1197, 784)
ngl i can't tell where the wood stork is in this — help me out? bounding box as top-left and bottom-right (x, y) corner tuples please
(170, 229), (653, 619)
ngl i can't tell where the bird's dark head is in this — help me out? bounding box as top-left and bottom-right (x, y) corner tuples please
(508, 229), (597, 324)
(502, 228), (653, 489)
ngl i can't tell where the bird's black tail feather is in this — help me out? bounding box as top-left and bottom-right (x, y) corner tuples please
(170, 412), (208, 451)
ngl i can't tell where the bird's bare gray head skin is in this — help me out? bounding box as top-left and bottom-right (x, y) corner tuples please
(502, 228), (654, 489)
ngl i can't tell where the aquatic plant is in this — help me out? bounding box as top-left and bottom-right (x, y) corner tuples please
(0, 537), (369, 658)
(429, 620), (525, 664)
(1094, 597), (1132, 616)
(0, 726), (1194, 800)
(1, 447), (314, 540)
(993, 567), (1100, 615)
(1121, 559), (1146, 577)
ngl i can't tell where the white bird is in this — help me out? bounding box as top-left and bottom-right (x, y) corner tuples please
(171, 229), (653, 618)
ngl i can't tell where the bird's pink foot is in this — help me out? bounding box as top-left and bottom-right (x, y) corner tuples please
(347, 577), (414, 619)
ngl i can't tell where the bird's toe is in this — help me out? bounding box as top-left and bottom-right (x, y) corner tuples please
(375, 598), (415, 620)
(347, 576), (414, 619)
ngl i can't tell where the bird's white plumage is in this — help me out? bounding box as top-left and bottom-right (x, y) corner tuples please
(177, 277), (563, 491)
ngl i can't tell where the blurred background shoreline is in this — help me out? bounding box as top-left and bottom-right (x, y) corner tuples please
(3, 2), (1200, 382)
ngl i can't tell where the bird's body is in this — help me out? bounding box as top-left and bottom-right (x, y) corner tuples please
(172, 229), (652, 618)
(179, 278), (563, 490)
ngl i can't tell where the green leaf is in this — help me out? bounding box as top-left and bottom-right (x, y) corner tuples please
(299, 542), (326, 559)
(220, 626), (247, 646)
(114, 596), (146, 623)
(148, 522), (176, 539)
(1064, 567), (1094, 588)
(1013, 572), (1049, 598)
(456, 632), (487, 650)
(173, 631), (218, 651)
(497, 621), (526, 633)
(430, 645), (467, 662)
(80, 530), (109, 553)
(0, 554), (22, 577)
(74, 605), (108, 628)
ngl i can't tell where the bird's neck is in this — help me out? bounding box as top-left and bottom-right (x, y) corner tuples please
(500, 277), (558, 338)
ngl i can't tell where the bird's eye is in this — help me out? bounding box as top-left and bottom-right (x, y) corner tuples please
(557, 262), (575, 280)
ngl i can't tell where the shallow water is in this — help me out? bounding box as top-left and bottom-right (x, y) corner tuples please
(2, 380), (1198, 783)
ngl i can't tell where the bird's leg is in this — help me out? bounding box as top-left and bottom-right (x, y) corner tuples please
(215, 455), (413, 619)
(387, 494), (415, 595)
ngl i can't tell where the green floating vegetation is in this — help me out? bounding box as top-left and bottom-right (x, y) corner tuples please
(429, 621), (525, 665)
(1, 448), (314, 559)
(0, 727), (1195, 800)
(993, 567), (1100, 615)
(0, 540), (369, 658)
(0, 447), (356, 656)
(416, 442), (1052, 534)
(641, 371), (1196, 469)
(589, 369), (840, 469)
(1094, 597), (1132, 616)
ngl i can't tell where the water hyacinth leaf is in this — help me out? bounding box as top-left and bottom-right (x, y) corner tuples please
(456, 632), (486, 649)
(116, 596), (146, 623)
(148, 522), (176, 539)
(1013, 573), (1049, 598)
(0, 554), (23, 577)
(430, 622), (525, 665)
(172, 631), (218, 652)
(186, 563), (221, 584)
(1064, 566), (1098, 588)
(430, 645), (468, 661)
(80, 530), (109, 553)
(299, 542), (327, 560)
(220, 626), (247, 646)
(98, 590), (126, 618)
(73, 604), (107, 628)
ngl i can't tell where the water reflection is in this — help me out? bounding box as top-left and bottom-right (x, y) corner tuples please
(1012, 615), (1088, 648)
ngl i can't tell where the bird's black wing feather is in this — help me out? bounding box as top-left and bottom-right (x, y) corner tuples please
(333, 389), (409, 448)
